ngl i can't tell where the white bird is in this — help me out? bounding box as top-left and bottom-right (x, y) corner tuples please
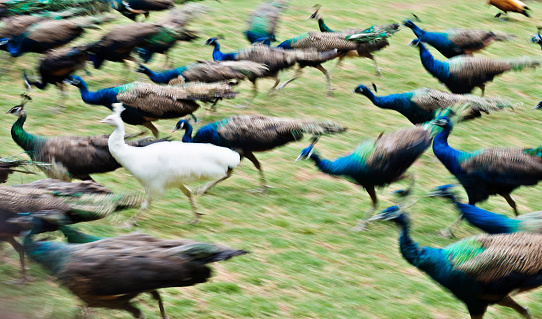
(101, 103), (241, 224)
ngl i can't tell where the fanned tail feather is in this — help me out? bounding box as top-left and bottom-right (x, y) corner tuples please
(297, 120), (347, 136)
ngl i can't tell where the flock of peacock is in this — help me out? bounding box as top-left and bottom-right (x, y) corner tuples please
(1, 0), (542, 318)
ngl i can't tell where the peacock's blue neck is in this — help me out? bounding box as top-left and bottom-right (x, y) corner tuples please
(310, 153), (355, 176)
(76, 81), (119, 108)
(368, 91), (415, 115)
(24, 232), (69, 275)
(11, 114), (46, 158)
(318, 18), (334, 32)
(418, 31), (459, 59)
(458, 203), (517, 234)
(192, 124), (231, 147)
(211, 42), (237, 61)
(406, 22), (425, 39)
(179, 122), (194, 142)
(432, 127), (464, 175)
(143, 65), (187, 84)
(6, 38), (23, 57)
(418, 43), (450, 83)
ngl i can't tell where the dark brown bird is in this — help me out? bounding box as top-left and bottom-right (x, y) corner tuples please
(6, 100), (167, 181)
(18, 220), (247, 318)
(117, 0), (174, 21)
(0, 179), (142, 283)
(244, 0), (289, 44)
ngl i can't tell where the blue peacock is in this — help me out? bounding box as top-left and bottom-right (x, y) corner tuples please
(295, 115), (449, 230)
(244, 0), (289, 44)
(14, 217), (247, 319)
(403, 20), (512, 58)
(370, 205), (542, 319)
(431, 115), (542, 216)
(173, 115), (346, 193)
(65, 75), (236, 137)
(429, 184), (542, 235)
(137, 60), (268, 85)
(410, 40), (541, 95)
(353, 84), (513, 124)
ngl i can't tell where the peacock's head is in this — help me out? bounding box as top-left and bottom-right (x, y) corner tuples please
(309, 4), (321, 19)
(408, 39), (422, 48)
(403, 19), (415, 28)
(368, 205), (409, 227)
(64, 75), (83, 87)
(204, 37), (218, 46)
(5, 104), (25, 116)
(172, 119), (190, 132)
(425, 184), (458, 200)
(353, 84), (377, 96)
(135, 64), (150, 74)
(533, 101), (542, 110)
(295, 137), (319, 162)
(430, 116), (453, 131)
(7, 212), (60, 234)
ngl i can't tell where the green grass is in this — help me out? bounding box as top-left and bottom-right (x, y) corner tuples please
(2, 0), (542, 318)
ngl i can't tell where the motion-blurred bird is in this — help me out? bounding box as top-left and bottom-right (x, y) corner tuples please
(431, 115), (542, 216)
(244, 0), (289, 44)
(173, 115), (346, 193)
(410, 40), (541, 95)
(370, 205), (542, 319)
(489, 0), (530, 18)
(115, 0), (174, 21)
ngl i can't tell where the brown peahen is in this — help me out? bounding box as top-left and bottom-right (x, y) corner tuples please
(205, 38), (339, 100)
(136, 3), (207, 65)
(66, 75), (237, 136)
(116, 0), (174, 21)
(6, 99), (168, 181)
(16, 217), (247, 319)
(432, 115), (542, 217)
(244, 0), (289, 44)
(138, 60), (269, 85)
(23, 45), (89, 107)
(2, 15), (115, 57)
(371, 206), (542, 319)
(173, 115), (347, 193)
(411, 39), (541, 95)
(0, 179), (142, 283)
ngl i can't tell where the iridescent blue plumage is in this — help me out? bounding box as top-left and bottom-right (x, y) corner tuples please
(204, 38), (238, 61)
(136, 64), (187, 84)
(371, 206), (542, 318)
(432, 116), (542, 216)
(404, 20), (462, 58)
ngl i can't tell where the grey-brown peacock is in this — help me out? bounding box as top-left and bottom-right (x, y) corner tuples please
(6, 99), (168, 180)
(244, 0), (289, 44)
(65, 75), (237, 136)
(14, 216), (247, 319)
(0, 179), (142, 283)
(0, 156), (42, 183)
(205, 38), (339, 99)
(354, 85), (514, 124)
(173, 114), (347, 193)
(138, 60), (268, 85)
(411, 40), (541, 95)
(371, 205), (542, 319)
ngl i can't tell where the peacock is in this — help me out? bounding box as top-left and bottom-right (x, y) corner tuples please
(137, 60), (268, 85)
(15, 217), (247, 318)
(275, 25), (399, 91)
(309, 5), (367, 34)
(115, 0), (174, 21)
(135, 4), (206, 65)
(65, 75), (236, 137)
(101, 104), (241, 224)
(6, 98), (168, 180)
(1, 15), (115, 57)
(431, 115), (542, 216)
(244, 0), (289, 44)
(85, 22), (162, 69)
(370, 205), (542, 319)
(429, 184), (542, 235)
(0, 179), (141, 283)
(489, 0), (530, 18)
(23, 46), (89, 107)
(403, 20), (513, 58)
(295, 116), (449, 230)
(0, 0), (117, 17)
(410, 39), (541, 95)
(0, 156), (42, 183)
(204, 38), (339, 98)
(353, 85), (513, 125)
(0, 15), (47, 47)
(172, 115), (346, 193)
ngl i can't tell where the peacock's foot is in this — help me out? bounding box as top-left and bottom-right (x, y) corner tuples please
(6, 275), (35, 285)
(187, 212), (205, 225)
(248, 185), (273, 194)
(326, 89), (334, 97)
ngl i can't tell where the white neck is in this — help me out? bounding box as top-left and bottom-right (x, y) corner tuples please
(108, 119), (131, 161)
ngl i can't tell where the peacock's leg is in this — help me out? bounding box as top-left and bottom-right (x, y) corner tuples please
(197, 168), (234, 196)
(6, 237), (32, 284)
(142, 122), (159, 138)
(179, 184), (204, 224)
(277, 66), (304, 91)
(235, 79), (258, 108)
(368, 54), (382, 76)
(479, 84), (486, 97)
(501, 193), (519, 216)
(150, 291), (167, 319)
(244, 152), (271, 193)
(335, 55), (346, 68)
(315, 64), (333, 97)
(497, 296), (531, 318)
(130, 194), (151, 226)
(352, 186), (378, 231)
